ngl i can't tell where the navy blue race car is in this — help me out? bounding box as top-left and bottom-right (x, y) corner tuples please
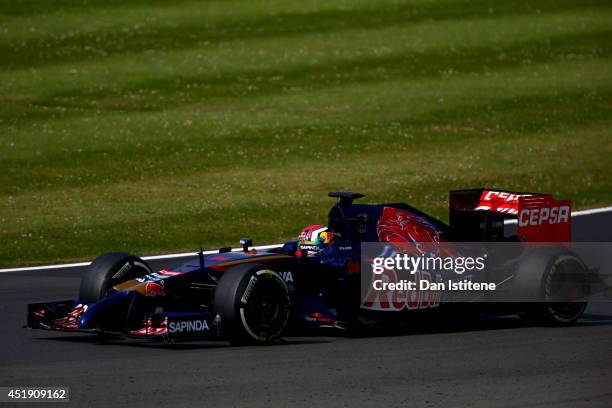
(27, 190), (589, 344)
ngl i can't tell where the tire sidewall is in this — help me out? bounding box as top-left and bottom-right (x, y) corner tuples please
(542, 254), (588, 324)
(514, 247), (588, 325)
(214, 264), (290, 344)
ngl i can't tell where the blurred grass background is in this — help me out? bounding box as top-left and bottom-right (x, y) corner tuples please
(1, 0), (611, 266)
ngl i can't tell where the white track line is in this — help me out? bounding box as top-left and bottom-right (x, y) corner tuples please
(0, 244), (282, 274)
(570, 205), (612, 216)
(2, 206), (611, 274)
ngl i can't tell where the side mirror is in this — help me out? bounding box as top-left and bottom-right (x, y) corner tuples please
(281, 241), (298, 256)
(240, 238), (253, 252)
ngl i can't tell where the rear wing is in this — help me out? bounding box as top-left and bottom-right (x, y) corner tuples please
(449, 189), (571, 242)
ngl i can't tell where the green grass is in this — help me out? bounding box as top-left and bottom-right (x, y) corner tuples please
(1, 0), (611, 266)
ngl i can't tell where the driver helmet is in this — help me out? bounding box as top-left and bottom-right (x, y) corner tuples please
(297, 225), (333, 257)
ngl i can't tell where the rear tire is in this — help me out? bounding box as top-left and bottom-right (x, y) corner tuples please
(514, 247), (589, 326)
(214, 264), (290, 345)
(79, 252), (153, 304)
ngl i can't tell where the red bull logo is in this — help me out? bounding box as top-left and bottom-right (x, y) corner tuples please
(362, 268), (441, 311)
(145, 281), (166, 297)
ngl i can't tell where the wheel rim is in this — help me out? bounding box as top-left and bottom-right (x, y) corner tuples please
(544, 256), (588, 322)
(240, 270), (289, 341)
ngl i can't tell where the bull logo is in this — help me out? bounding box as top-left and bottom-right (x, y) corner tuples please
(145, 281), (166, 297)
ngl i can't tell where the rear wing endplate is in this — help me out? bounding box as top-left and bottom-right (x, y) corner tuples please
(449, 189), (571, 242)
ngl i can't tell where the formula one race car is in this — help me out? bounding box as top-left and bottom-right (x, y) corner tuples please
(27, 190), (591, 344)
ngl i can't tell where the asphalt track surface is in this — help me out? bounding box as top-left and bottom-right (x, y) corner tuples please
(1, 213), (611, 407)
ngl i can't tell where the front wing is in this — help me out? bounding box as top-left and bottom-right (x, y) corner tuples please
(26, 300), (223, 341)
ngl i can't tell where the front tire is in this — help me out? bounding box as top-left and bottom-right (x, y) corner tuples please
(79, 252), (153, 304)
(214, 264), (290, 345)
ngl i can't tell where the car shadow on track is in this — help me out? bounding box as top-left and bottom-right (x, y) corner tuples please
(329, 312), (612, 339)
(34, 334), (334, 350)
(33, 312), (612, 349)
